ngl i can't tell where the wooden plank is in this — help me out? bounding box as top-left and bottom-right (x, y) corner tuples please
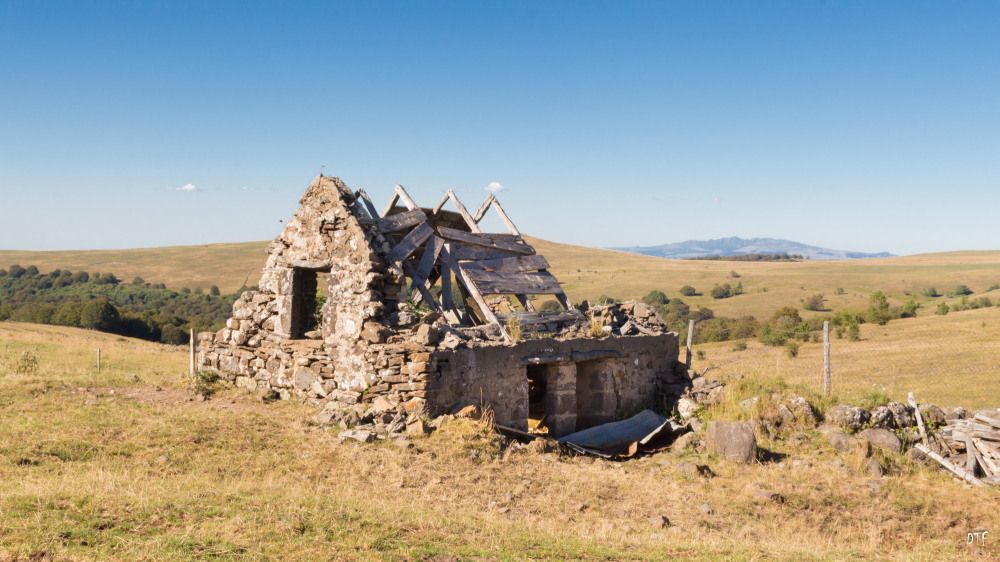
(446, 243), (507, 338)
(514, 294), (536, 312)
(437, 227), (534, 255)
(975, 439), (1000, 476)
(387, 222), (433, 262)
(381, 192), (400, 218)
(489, 196), (522, 236)
(465, 270), (563, 295)
(495, 310), (584, 326)
(966, 436), (979, 476)
(412, 234), (443, 288)
(908, 392), (928, 441)
(401, 260), (442, 312)
(395, 184), (420, 211)
(914, 444), (986, 486)
(431, 193), (450, 216)
(472, 194), (495, 223)
(459, 254), (550, 273)
(376, 209), (427, 233)
(447, 190), (481, 232)
(448, 244), (526, 262)
(974, 414), (1000, 430)
(356, 189), (380, 219)
(439, 247), (454, 310)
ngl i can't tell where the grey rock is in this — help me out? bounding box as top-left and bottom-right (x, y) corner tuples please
(670, 431), (701, 454)
(752, 490), (783, 503)
(869, 406), (895, 429)
(648, 515), (670, 529)
(865, 458), (884, 477)
(738, 396), (761, 412)
(917, 403), (947, 426)
(827, 432), (871, 457)
(886, 402), (915, 428)
(705, 421), (757, 464)
(338, 429), (376, 443)
(825, 404), (870, 432)
(785, 396), (818, 426)
(941, 406), (969, 421)
(857, 428), (902, 454)
(699, 503), (714, 514)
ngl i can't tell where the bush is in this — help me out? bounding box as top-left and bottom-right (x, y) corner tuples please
(989, 284), (1000, 292)
(802, 294), (826, 311)
(679, 285), (698, 297)
(785, 341), (800, 358)
(833, 288), (845, 295)
(538, 300), (562, 312)
(710, 283), (732, 299)
(936, 302), (950, 315)
(847, 323), (861, 341)
(642, 290), (668, 305)
(732, 340), (747, 352)
(597, 295), (618, 305)
(865, 291), (892, 325)
(952, 285), (973, 296)
(923, 287), (940, 298)
(759, 324), (786, 347)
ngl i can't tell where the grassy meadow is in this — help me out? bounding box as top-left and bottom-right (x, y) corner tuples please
(5, 241), (1000, 320)
(1, 322), (998, 560)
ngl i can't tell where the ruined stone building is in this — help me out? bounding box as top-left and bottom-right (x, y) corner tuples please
(198, 175), (685, 437)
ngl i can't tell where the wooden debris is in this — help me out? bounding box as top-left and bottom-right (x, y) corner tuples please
(919, 400), (1000, 485)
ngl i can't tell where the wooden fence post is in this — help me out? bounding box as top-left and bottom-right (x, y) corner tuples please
(97, 348), (101, 371)
(189, 329), (196, 376)
(686, 319), (695, 369)
(823, 321), (831, 395)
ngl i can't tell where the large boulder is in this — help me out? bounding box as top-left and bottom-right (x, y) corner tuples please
(705, 421), (757, 464)
(917, 404), (947, 426)
(825, 404), (870, 432)
(869, 406), (894, 429)
(885, 402), (915, 428)
(857, 428), (902, 454)
(784, 396), (818, 426)
(827, 431), (871, 457)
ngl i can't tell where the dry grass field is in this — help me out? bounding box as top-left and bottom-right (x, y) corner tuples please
(691, 305), (1000, 410)
(4, 240), (1000, 319)
(1, 322), (998, 560)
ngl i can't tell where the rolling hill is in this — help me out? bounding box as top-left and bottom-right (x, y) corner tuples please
(611, 236), (896, 260)
(2, 239), (999, 321)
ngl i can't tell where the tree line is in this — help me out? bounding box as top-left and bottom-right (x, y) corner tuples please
(0, 265), (246, 344)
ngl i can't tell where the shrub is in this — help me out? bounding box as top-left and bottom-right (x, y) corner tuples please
(538, 300), (562, 312)
(642, 290), (668, 305)
(597, 295), (618, 305)
(802, 294), (826, 311)
(952, 284), (973, 296)
(865, 291), (892, 325)
(847, 323), (860, 341)
(729, 270), (741, 278)
(936, 302), (950, 315)
(732, 340), (747, 352)
(679, 285), (698, 297)
(759, 324), (786, 347)
(834, 288), (845, 295)
(785, 341), (800, 358)
(710, 283), (734, 299)
(900, 299), (919, 318)
(989, 284), (1000, 292)
(923, 287), (940, 298)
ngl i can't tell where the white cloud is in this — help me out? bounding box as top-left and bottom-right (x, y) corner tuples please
(166, 183), (200, 192)
(485, 181), (506, 193)
(240, 186), (256, 191)
(711, 195), (723, 203)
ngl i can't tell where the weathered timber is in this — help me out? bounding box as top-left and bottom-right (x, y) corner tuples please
(446, 190), (482, 233)
(437, 227), (534, 255)
(463, 270), (563, 295)
(472, 194), (495, 223)
(495, 310), (585, 326)
(446, 244), (506, 336)
(412, 234), (443, 288)
(377, 209), (427, 233)
(448, 245), (527, 262)
(387, 222), (434, 262)
(974, 414), (1000, 430)
(401, 261), (442, 312)
(909, 392), (928, 441)
(431, 192), (451, 216)
(915, 443), (986, 486)
(459, 254), (550, 273)
(356, 189), (380, 219)
(488, 196), (521, 236)
(394, 184), (420, 211)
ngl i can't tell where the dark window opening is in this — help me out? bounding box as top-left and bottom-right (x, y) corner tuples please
(290, 268), (330, 339)
(526, 364), (548, 434)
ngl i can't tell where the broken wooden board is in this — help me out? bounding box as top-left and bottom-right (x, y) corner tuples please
(463, 270), (563, 295)
(458, 254), (550, 273)
(376, 209), (427, 233)
(411, 234), (443, 289)
(494, 310), (584, 326)
(386, 222), (434, 262)
(447, 244), (529, 262)
(437, 227), (534, 255)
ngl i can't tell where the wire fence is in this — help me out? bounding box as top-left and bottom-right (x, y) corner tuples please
(688, 315), (1000, 410)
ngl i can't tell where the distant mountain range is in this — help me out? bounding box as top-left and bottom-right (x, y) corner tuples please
(610, 237), (896, 261)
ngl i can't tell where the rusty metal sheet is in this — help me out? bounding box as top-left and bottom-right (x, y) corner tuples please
(557, 409), (688, 458)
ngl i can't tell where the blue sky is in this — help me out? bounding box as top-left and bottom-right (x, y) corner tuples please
(1, 1), (998, 256)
